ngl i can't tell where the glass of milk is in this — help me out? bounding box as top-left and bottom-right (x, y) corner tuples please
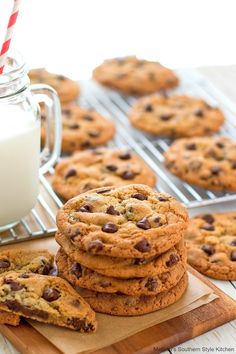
(0, 51), (61, 231)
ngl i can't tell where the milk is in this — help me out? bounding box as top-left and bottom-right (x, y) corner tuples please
(0, 105), (40, 229)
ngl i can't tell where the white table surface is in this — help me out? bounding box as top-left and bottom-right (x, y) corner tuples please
(0, 66), (236, 354)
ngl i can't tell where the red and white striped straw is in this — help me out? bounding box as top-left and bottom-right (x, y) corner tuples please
(0, 0), (21, 74)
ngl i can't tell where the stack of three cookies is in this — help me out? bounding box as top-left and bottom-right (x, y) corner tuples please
(55, 184), (189, 316)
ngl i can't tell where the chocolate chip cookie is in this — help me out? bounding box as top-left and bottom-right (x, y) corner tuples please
(164, 136), (236, 191)
(56, 184), (188, 258)
(0, 249), (54, 275)
(186, 212), (236, 280)
(77, 272), (188, 316)
(29, 68), (80, 103)
(42, 105), (116, 153)
(129, 94), (225, 137)
(93, 56), (179, 95)
(52, 148), (156, 201)
(56, 247), (186, 296)
(56, 232), (186, 278)
(0, 272), (97, 332)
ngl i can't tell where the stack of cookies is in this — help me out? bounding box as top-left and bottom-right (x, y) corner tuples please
(55, 184), (189, 316)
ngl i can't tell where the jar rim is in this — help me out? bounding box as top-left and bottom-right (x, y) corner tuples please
(0, 50), (28, 86)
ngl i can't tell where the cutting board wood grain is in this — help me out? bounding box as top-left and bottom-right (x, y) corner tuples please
(0, 267), (235, 354)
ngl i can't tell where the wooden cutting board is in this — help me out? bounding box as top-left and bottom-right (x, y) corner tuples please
(0, 266), (235, 354)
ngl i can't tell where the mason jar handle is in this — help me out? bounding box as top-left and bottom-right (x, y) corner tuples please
(30, 84), (61, 175)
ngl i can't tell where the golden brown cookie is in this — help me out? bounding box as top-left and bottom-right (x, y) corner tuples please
(0, 272), (97, 332)
(78, 272), (188, 316)
(186, 212), (236, 280)
(56, 184), (188, 258)
(55, 232), (186, 278)
(164, 136), (236, 191)
(93, 56), (178, 95)
(29, 68), (80, 103)
(52, 148), (156, 201)
(56, 247), (186, 296)
(129, 94), (225, 137)
(0, 249), (54, 275)
(42, 105), (116, 153)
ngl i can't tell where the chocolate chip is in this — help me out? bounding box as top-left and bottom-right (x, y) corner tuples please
(106, 164), (118, 172)
(71, 299), (80, 308)
(102, 222), (118, 233)
(201, 214), (215, 224)
(42, 263), (51, 275)
(148, 72), (155, 80)
(166, 254), (179, 267)
(211, 166), (222, 175)
(83, 115), (94, 121)
(230, 251), (236, 261)
(133, 258), (147, 265)
(119, 152), (131, 160)
(144, 104), (153, 112)
(232, 162), (236, 170)
(57, 75), (66, 81)
(157, 196), (168, 202)
(145, 278), (158, 291)
(188, 160), (202, 171)
(0, 259), (10, 269)
(154, 217), (161, 225)
(160, 114), (174, 121)
(81, 141), (91, 149)
(69, 123), (80, 129)
(121, 171), (135, 180)
(71, 263), (82, 278)
(42, 288), (60, 302)
(200, 224), (215, 231)
(131, 193), (147, 200)
(106, 206), (120, 215)
(186, 143), (197, 150)
(19, 273), (30, 279)
(67, 318), (89, 331)
(100, 281), (111, 288)
(216, 142), (224, 148)
(201, 244), (215, 256)
(97, 188), (111, 194)
(134, 238), (151, 252)
(65, 168), (77, 179)
(5, 280), (24, 291)
(194, 109), (204, 117)
(136, 218), (151, 230)
(79, 204), (93, 213)
(230, 239), (236, 246)
(88, 131), (100, 138)
(5, 300), (48, 320)
(87, 239), (104, 252)
(62, 108), (71, 116)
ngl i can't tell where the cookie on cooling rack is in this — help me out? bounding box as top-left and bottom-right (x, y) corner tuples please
(129, 94), (225, 137)
(92, 56), (179, 95)
(29, 68), (80, 103)
(41, 105), (116, 153)
(164, 136), (236, 191)
(52, 147), (157, 200)
(186, 212), (236, 280)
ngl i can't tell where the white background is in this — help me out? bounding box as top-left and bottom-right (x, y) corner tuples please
(1, 0), (236, 79)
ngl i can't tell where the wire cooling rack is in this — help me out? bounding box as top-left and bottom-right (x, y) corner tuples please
(1, 68), (236, 245)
